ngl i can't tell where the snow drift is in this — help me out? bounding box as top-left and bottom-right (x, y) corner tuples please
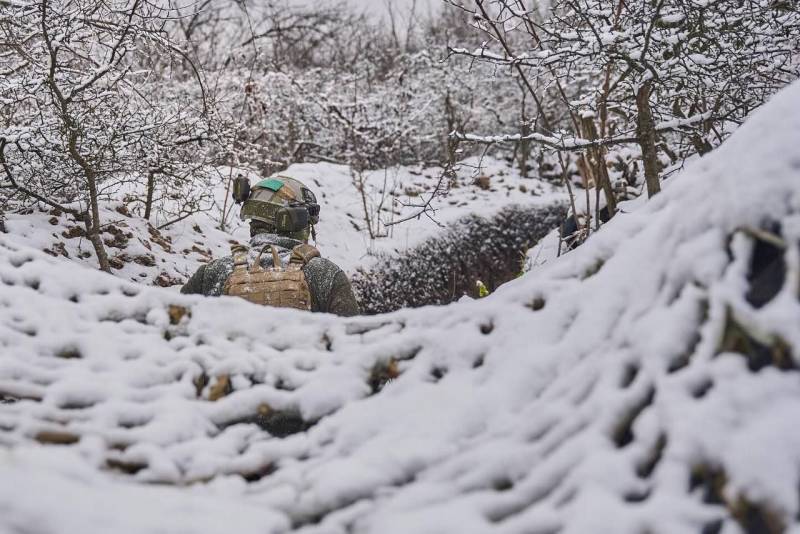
(0, 81), (799, 534)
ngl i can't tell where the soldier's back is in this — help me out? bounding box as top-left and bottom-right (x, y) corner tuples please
(181, 242), (359, 316)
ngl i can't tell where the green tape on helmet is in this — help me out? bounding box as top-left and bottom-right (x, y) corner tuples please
(238, 175), (318, 241)
(255, 178), (285, 192)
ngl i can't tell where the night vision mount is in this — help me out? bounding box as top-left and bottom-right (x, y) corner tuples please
(232, 175), (251, 204)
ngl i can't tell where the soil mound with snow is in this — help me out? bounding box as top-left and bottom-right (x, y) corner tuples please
(0, 82), (799, 533)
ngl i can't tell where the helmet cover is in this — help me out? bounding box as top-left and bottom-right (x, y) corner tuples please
(240, 176), (319, 240)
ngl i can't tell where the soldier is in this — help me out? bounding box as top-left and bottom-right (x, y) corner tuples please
(181, 175), (359, 316)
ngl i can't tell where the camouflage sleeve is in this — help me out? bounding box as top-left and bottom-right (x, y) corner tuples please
(326, 270), (360, 316)
(180, 264), (207, 295)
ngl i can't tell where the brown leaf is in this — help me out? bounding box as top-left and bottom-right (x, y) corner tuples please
(167, 304), (190, 325)
(209, 375), (231, 401)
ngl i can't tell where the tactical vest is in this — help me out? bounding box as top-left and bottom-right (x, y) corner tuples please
(222, 243), (320, 310)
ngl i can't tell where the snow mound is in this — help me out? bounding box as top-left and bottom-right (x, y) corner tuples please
(0, 83), (799, 533)
(0, 203), (242, 288)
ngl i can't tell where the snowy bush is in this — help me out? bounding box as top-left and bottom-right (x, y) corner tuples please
(352, 203), (566, 313)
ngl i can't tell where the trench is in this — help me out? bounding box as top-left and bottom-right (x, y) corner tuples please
(351, 203), (567, 314)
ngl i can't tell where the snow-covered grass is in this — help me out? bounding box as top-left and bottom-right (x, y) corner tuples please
(0, 81), (798, 534)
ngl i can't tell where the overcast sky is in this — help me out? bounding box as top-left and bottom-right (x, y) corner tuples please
(346, 0), (440, 19)
(285, 0), (442, 25)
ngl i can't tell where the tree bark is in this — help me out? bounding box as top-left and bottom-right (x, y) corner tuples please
(69, 130), (112, 273)
(144, 169), (156, 221)
(636, 81), (661, 197)
(518, 88), (531, 178)
(581, 116), (617, 215)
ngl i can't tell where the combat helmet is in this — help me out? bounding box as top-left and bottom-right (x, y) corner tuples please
(232, 175), (320, 241)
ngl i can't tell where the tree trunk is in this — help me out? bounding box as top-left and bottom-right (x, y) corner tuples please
(353, 169), (375, 240)
(576, 154), (595, 189)
(84, 214), (111, 273)
(144, 169), (156, 221)
(443, 90), (461, 164)
(636, 81), (662, 197)
(66, 123), (111, 272)
(690, 134), (713, 156)
(518, 90), (531, 178)
(83, 175), (112, 273)
(581, 115), (617, 215)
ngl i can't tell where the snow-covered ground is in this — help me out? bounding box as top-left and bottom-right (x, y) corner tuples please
(2, 157), (564, 286)
(0, 80), (798, 533)
(266, 158), (563, 272)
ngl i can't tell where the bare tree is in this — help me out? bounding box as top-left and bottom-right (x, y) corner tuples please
(1, 0), (214, 270)
(445, 0), (800, 217)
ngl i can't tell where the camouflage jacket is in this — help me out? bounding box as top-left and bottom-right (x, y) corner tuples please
(180, 233), (359, 316)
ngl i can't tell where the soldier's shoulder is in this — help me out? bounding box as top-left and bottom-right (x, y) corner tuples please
(204, 255), (236, 280)
(207, 255), (234, 269)
(182, 255), (236, 296)
(195, 255), (233, 277)
(304, 256), (343, 274)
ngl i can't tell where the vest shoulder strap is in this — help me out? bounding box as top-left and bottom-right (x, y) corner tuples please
(290, 244), (321, 266)
(230, 244), (249, 272)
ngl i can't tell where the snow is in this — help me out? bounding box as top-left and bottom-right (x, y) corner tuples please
(0, 80), (798, 533)
(2, 157), (563, 284)
(266, 158), (563, 272)
(0, 447), (288, 533)
(660, 13), (686, 24)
